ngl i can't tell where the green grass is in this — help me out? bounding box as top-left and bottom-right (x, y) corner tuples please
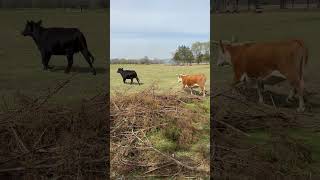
(212, 11), (320, 173)
(110, 64), (210, 95)
(0, 9), (108, 106)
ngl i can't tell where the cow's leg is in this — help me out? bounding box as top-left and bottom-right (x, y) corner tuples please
(130, 78), (133, 84)
(41, 52), (51, 70)
(190, 87), (193, 95)
(296, 79), (305, 112)
(44, 54), (53, 70)
(286, 88), (297, 102)
(257, 79), (264, 104)
(202, 86), (206, 97)
(65, 54), (73, 74)
(81, 50), (96, 75)
(123, 78), (126, 84)
(136, 77), (140, 85)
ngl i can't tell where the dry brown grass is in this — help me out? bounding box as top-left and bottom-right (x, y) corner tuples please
(110, 85), (210, 178)
(0, 76), (108, 179)
(212, 85), (316, 179)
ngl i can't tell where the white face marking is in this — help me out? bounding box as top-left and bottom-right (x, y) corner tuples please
(217, 47), (232, 66)
(177, 76), (182, 83)
(177, 74), (187, 83)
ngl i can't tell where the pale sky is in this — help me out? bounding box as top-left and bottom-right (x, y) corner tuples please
(111, 0), (210, 59)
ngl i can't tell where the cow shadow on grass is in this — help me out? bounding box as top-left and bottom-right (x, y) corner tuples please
(236, 86), (320, 110)
(50, 65), (107, 74)
(123, 82), (144, 86)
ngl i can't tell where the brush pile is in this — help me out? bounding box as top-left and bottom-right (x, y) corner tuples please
(110, 86), (210, 178)
(212, 85), (315, 179)
(0, 77), (108, 179)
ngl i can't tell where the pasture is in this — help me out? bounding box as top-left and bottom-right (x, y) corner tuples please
(0, 9), (108, 106)
(212, 11), (320, 177)
(110, 64), (210, 95)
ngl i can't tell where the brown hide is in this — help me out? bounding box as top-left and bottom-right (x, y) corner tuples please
(180, 74), (207, 93)
(221, 39), (308, 86)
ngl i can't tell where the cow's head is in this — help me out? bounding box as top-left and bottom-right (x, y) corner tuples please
(21, 20), (43, 37)
(216, 40), (232, 66)
(117, 68), (123, 73)
(177, 74), (186, 83)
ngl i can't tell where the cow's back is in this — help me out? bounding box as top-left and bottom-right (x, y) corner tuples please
(232, 40), (305, 78)
(182, 74), (206, 86)
(40, 28), (84, 54)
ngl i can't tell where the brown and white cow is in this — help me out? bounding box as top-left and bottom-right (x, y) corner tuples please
(216, 39), (308, 112)
(177, 74), (207, 97)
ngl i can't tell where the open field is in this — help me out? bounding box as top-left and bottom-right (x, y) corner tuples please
(212, 11), (320, 177)
(110, 64), (210, 178)
(0, 9), (108, 106)
(110, 64), (210, 94)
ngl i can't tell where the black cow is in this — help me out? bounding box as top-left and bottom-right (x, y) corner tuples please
(21, 20), (96, 75)
(117, 68), (140, 85)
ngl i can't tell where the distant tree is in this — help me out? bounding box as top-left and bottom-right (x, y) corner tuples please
(191, 42), (202, 64)
(191, 41), (210, 64)
(173, 45), (194, 65)
(202, 42), (210, 63)
(140, 56), (150, 64)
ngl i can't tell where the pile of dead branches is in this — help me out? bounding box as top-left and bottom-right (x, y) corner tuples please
(212, 85), (315, 179)
(110, 86), (210, 178)
(0, 76), (108, 179)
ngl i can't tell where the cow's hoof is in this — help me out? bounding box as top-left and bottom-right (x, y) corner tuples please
(92, 72), (97, 75)
(64, 70), (70, 74)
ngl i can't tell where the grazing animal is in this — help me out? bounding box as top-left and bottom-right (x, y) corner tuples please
(177, 74), (207, 97)
(117, 68), (140, 85)
(21, 20), (96, 75)
(217, 39), (308, 112)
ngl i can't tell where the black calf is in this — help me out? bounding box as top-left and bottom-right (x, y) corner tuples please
(117, 68), (140, 85)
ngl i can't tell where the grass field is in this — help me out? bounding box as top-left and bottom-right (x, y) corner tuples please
(0, 9), (108, 106)
(212, 11), (320, 175)
(110, 64), (210, 95)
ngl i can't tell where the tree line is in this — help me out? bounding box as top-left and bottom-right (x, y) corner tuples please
(211, 0), (320, 13)
(172, 42), (210, 65)
(0, 0), (108, 8)
(110, 56), (166, 65)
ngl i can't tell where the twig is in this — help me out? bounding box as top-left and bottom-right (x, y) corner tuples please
(216, 120), (250, 137)
(132, 131), (208, 173)
(10, 126), (29, 153)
